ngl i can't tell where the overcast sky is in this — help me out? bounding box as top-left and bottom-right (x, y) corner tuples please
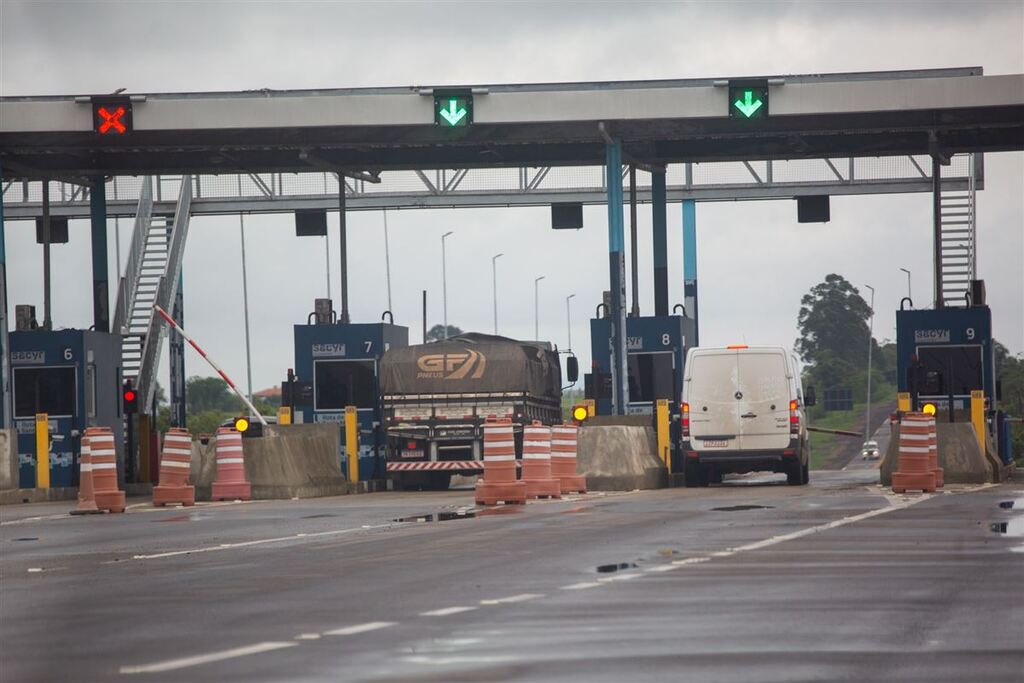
(3, 0), (1023, 397)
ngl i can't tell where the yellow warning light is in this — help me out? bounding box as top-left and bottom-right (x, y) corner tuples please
(234, 416), (250, 433)
(572, 405), (589, 422)
(922, 403), (937, 416)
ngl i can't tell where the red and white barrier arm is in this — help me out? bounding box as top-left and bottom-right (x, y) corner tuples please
(153, 304), (268, 426)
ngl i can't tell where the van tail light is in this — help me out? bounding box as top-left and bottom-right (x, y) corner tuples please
(789, 399), (799, 434)
(682, 402), (690, 437)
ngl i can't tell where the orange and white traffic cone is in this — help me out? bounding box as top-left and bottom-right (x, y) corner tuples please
(925, 414), (944, 488)
(153, 428), (196, 507)
(891, 413), (937, 494)
(521, 422), (561, 500)
(211, 427), (251, 501)
(70, 428), (101, 515)
(474, 418), (526, 506)
(551, 423), (587, 494)
(90, 427), (126, 513)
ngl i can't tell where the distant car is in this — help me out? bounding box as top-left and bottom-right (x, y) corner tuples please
(861, 440), (880, 460)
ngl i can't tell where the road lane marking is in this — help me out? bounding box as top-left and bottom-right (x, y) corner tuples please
(420, 606), (478, 617)
(479, 593), (544, 605)
(404, 655), (517, 665)
(560, 581), (602, 590)
(130, 523), (393, 560)
(119, 641), (296, 674)
(294, 633), (320, 640)
(644, 564), (679, 573)
(323, 621), (396, 636)
(597, 572), (643, 583)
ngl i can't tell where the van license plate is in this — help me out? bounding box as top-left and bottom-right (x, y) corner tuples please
(702, 440), (728, 448)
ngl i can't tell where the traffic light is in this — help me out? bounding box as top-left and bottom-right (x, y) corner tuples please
(922, 403), (937, 416)
(571, 404), (589, 425)
(233, 416), (250, 433)
(122, 380), (138, 414)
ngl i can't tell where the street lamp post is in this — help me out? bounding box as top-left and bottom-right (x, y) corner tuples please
(864, 284), (875, 444)
(534, 275), (545, 341)
(492, 253), (504, 335)
(899, 267), (912, 302)
(566, 294), (576, 352)
(441, 231), (453, 339)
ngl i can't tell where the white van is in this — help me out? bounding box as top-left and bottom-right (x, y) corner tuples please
(680, 345), (815, 487)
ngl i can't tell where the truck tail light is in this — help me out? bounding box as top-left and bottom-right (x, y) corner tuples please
(790, 400), (799, 434)
(682, 402), (690, 437)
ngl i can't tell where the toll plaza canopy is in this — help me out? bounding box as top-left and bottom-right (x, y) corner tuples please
(1, 67), (1023, 180)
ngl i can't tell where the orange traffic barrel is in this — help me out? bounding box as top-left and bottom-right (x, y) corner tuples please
(521, 421), (561, 500)
(551, 423), (587, 494)
(153, 428), (196, 507)
(71, 428), (101, 515)
(474, 418), (526, 506)
(89, 427), (126, 513)
(211, 427), (252, 501)
(891, 413), (937, 493)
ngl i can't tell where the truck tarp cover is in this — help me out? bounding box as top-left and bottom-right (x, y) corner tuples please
(381, 333), (561, 398)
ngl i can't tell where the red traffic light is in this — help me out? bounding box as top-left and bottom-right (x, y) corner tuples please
(92, 98), (132, 135)
(123, 390), (136, 402)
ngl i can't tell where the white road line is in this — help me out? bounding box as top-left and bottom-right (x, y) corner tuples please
(597, 572), (643, 583)
(643, 564), (679, 573)
(294, 633), (320, 640)
(404, 655), (517, 665)
(479, 593), (544, 605)
(560, 581), (602, 590)
(119, 641), (297, 674)
(131, 523), (393, 560)
(323, 621), (396, 636)
(419, 606), (478, 617)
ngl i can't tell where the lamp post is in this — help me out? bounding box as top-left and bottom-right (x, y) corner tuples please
(566, 294), (576, 352)
(441, 231), (453, 339)
(534, 275), (545, 341)
(899, 267), (912, 302)
(492, 253), (504, 335)
(864, 284), (875, 443)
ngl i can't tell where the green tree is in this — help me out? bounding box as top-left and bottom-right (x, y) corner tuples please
(185, 376), (243, 414)
(426, 324), (463, 342)
(795, 274), (874, 370)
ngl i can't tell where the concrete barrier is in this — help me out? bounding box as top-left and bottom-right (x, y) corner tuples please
(577, 425), (668, 491)
(193, 424), (355, 500)
(0, 428), (16, 491)
(881, 421), (1009, 485)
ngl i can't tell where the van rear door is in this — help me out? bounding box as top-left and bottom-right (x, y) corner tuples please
(736, 351), (791, 451)
(686, 352), (740, 452)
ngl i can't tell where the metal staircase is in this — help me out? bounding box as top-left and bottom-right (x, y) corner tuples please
(939, 154), (977, 307)
(112, 176), (193, 410)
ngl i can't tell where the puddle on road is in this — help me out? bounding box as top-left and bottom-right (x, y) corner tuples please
(990, 518), (1024, 537)
(12, 537), (38, 542)
(301, 514), (338, 519)
(596, 562), (638, 574)
(392, 510), (477, 523)
(710, 505), (775, 512)
(998, 501), (1015, 509)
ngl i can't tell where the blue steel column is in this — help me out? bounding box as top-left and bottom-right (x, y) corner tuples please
(682, 200), (699, 346)
(606, 140), (629, 414)
(651, 167), (668, 316)
(0, 161), (10, 429)
(89, 178), (110, 333)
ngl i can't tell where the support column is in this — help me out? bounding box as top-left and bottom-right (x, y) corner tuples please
(932, 157), (943, 309)
(169, 271), (186, 428)
(682, 200), (699, 346)
(338, 176), (350, 324)
(606, 140), (629, 415)
(651, 167), (668, 316)
(628, 165), (639, 318)
(42, 180), (52, 330)
(90, 177), (110, 332)
(0, 161), (10, 429)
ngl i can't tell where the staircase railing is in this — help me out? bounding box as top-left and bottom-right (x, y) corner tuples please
(112, 177), (153, 335)
(136, 177), (192, 409)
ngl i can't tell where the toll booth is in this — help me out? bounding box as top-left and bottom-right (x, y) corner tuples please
(292, 312), (408, 481)
(896, 305), (996, 420)
(10, 329), (123, 488)
(587, 314), (696, 467)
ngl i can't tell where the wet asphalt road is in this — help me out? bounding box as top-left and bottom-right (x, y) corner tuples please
(2, 470), (1022, 682)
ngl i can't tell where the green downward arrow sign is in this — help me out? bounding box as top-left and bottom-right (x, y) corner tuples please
(439, 99), (468, 126)
(733, 90), (763, 118)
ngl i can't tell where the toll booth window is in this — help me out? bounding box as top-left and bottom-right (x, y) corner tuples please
(918, 346), (983, 396)
(14, 367), (76, 418)
(627, 353), (674, 403)
(314, 360), (376, 410)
